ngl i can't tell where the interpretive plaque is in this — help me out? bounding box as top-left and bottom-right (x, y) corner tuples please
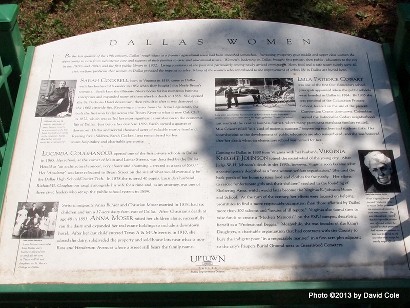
(0, 20), (409, 284)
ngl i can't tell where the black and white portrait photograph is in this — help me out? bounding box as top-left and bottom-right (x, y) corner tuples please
(215, 78), (295, 111)
(12, 202), (59, 239)
(358, 150), (401, 193)
(35, 80), (76, 117)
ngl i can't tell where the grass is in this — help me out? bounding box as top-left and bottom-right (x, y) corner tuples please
(0, 0), (406, 46)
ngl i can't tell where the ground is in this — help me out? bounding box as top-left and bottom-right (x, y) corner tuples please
(0, 0), (408, 46)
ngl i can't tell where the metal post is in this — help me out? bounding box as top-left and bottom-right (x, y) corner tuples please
(0, 4), (25, 101)
(0, 58), (13, 133)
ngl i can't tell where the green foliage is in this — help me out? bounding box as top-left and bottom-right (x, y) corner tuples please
(33, 7), (48, 22)
(149, 0), (169, 19)
(145, 0), (242, 20)
(250, 0), (349, 28)
(355, 11), (369, 20)
(21, 25), (44, 47)
(98, 17), (114, 29)
(294, 0), (346, 28)
(51, 18), (70, 37)
(313, 0), (347, 17)
(189, 0), (242, 19)
(229, 5), (242, 18)
(128, 0), (141, 12)
(104, 0), (122, 7)
(9, 0), (399, 46)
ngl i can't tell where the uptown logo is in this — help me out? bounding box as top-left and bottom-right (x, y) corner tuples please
(190, 255), (226, 266)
